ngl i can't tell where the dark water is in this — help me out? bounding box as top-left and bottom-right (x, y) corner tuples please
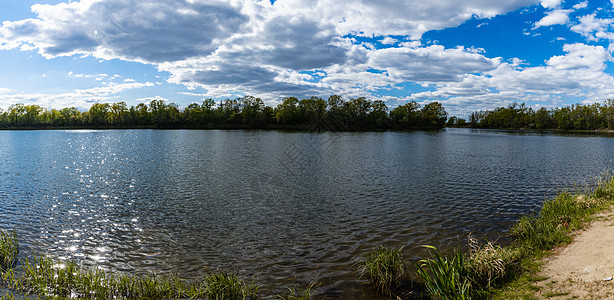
(1, 128), (613, 297)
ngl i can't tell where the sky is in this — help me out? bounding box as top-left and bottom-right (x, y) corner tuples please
(1, 0), (614, 117)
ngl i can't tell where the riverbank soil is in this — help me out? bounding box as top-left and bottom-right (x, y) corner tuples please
(536, 209), (614, 299)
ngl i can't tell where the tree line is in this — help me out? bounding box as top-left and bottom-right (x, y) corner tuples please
(468, 100), (614, 131)
(0, 96), (448, 130)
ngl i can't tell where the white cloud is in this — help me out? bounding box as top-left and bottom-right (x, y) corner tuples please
(406, 43), (614, 116)
(0, 0), (249, 62)
(368, 45), (500, 82)
(0, 88), (11, 94)
(570, 13), (614, 41)
(540, 0), (561, 9)
(276, 0), (540, 39)
(546, 43), (611, 71)
(534, 9), (571, 27)
(0, 81), (155, 110)
(5, 0), (614, 117)
(573, 1), (588, 10)
(381, 37), (397, 45)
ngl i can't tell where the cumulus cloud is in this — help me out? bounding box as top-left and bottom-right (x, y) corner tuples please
(540, 0), (561, 9)
(368, 45), (500, 82)
(381, 37), (397, 45)
(570, 13), (614, 41)
(1, 0), (248, 62)
(573, 1), (588, 9)
(406, 43), (614, 116)
(534, 9), (571, 27)
(546, 43), (611, 70)
(276, 0), (540, 39)
(3, 0), (614, 116)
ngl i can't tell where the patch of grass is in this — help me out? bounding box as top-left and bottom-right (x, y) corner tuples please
(277, 282), (318, 300)
(512, 175), (614, 253)
(0, 293), (14, 300)
(392, 174), (614, 299)
(466, 236), (520, 290)
(0, 231), (312, 299)
(492, 173), (614, 298)
(0, 230), (18, 271)
(415, 245), (471, 300)
(359, 245), (406, 294)
(201, 272), (259, 299)
(543, 290), (570, 297)
(15, 256), (195, 299)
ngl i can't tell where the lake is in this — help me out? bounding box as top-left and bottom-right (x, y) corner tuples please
(1, 128), (613, 297)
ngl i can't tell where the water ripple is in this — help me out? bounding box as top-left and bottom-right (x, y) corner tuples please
(0, 129), (613, 297)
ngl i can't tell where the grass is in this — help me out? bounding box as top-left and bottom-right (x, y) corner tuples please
(415, 245), (472, 300)
(0, 231), (17, 272)
(0, 229), (317, 299)
(277, 282), (317, 300)
(362, 173), (614, 299)
(0, 255), (263, 299)
(359, 245), (406, 294)
(201, 272), (258, 299)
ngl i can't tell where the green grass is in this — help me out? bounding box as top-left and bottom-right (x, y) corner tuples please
(415, 245), (471, 300)
(276, 282), (317, 300)
(201, 272), (259, 299)
(0, 231), (18, 272)
(359, 245), (407, 294)
(362, 173), (614, 299)
(0, 230), (317, 299)
(2, 255), (262, 299)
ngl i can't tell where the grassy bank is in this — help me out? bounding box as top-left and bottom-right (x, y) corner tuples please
(361, 173), (614, 299)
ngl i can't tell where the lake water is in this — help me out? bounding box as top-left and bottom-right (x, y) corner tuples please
(1, 128), (613, 297)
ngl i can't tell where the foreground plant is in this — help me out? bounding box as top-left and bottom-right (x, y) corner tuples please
(201, 272), (259, 299)
(466, 236), (519, 290)
(415, 245), (471, 300)
(360, 245), (406, 294)
(277, 282), (318, 300)
(0, 230), (317, 299)
(0, 230), (18, 271)
(511, 189), (611, 251)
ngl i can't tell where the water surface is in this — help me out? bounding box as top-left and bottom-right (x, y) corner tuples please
(0, 128), (612, 297)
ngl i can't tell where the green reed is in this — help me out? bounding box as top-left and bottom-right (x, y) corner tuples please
(0, 231), (18, 272)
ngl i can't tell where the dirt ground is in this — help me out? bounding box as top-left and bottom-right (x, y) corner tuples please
(537, 209), (614, 299)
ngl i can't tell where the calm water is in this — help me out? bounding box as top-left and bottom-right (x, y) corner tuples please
(1, 128), (613, 297)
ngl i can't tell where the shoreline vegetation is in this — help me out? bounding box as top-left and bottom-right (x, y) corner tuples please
(3, 97), (614, 133)
(0, 230), (313, 299)
(2, 175), (614, 299)
(0, 96), (448, 131)
(360, 173), (614, 299)
(468, 100), (614, 131)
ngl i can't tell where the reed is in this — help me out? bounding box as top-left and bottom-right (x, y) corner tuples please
(415, 245), (471, 300)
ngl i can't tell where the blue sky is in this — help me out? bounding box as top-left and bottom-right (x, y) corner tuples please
(1, 0), (614, 117)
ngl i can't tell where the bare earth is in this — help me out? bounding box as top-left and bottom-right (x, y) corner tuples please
(538, 209), (614, 299)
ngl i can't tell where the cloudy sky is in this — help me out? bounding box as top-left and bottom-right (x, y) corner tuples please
(1, 0), (614, 117)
